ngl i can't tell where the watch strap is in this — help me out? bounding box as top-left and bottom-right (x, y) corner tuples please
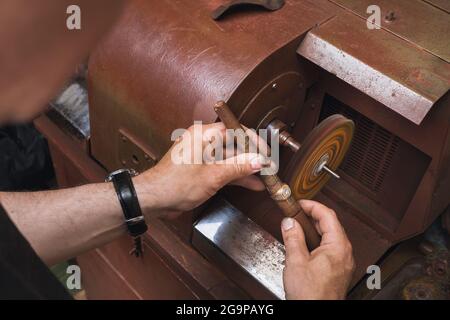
(107, 169), (148, 257)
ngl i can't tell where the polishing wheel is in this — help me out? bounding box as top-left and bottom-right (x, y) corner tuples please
(284, 114), (355, 200)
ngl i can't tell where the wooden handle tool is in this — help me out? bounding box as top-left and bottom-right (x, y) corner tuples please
(214, 101), (321, 250)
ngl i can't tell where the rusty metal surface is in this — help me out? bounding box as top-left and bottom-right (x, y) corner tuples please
(194, 198), (286, 300)
(364, 225), (450, 300)
(298, 12), (450, 124)
(331, 0), (450, 62)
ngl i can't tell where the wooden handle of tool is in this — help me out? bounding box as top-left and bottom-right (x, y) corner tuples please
(260, 174), (320, 250)
(214, 101), (321, 250)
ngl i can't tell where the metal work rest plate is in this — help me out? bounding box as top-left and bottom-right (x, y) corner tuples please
(193, 198), (286, 300)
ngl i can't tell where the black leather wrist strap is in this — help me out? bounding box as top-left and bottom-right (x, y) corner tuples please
(106, 169), (148, 257)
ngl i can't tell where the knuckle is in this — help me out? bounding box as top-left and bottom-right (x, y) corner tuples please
(328, 209), (338, 219)
(346, 241), (354, 255)
(342, 243), (356, 273)
(340, 239), (353, 254)
(320, 255), (335, 270)
(350, 257), (356, 272)
(344, 255), (356, 274)
(336, 242), (353, 258)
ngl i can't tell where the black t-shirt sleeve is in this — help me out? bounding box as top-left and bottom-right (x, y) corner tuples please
(0, 204), (72, 299)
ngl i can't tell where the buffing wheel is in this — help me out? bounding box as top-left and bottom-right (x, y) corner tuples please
(285, 114), (354, 200)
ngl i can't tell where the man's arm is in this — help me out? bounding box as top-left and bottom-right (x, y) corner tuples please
(0, 183), (127, 266)
(0, 123), (266, 266)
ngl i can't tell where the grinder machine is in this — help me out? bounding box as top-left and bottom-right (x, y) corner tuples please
(37, 0), (450, 299)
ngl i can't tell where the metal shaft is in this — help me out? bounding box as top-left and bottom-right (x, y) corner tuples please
(322, 165), (341, 179)
(214, 101), (321, 250)
(267, 119), (341, 180)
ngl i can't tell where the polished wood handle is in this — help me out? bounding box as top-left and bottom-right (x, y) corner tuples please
(214, 101), (321, 250)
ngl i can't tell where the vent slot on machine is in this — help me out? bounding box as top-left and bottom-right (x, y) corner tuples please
(319, 95), (431, 230)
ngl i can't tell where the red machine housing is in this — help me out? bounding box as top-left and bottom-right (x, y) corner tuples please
(37, 0), (450, 299)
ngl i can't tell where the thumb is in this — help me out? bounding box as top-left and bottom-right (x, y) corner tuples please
(281, 218), (310, 266)
(215, 153), (270, 184)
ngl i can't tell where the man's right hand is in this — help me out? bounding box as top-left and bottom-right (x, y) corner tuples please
(281, 200), (355, 300)
(134, 122), (270, 215)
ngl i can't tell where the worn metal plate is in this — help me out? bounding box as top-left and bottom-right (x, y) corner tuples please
(331, 0), (450, 62)
(194, 198), (286, 300)
(298, 12), (450, 124)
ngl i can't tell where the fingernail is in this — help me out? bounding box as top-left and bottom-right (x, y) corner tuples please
(250, 155), (264, 170)
(282, 218), (295, 231)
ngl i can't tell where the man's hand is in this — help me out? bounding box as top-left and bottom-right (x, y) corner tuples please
(134, 122), (268, 213)
(281, 200), (355, 300)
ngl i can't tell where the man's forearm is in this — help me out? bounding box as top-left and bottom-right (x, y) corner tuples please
(0, 180), (155, 266)
(0, 123), (267, 267)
